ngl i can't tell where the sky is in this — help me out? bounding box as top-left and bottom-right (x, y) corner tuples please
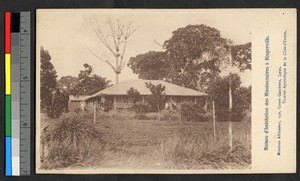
(37, 9), (252, 86)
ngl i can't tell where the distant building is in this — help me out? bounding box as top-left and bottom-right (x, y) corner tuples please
(68, 95), (90, 111)
(83, 79), (207, 110)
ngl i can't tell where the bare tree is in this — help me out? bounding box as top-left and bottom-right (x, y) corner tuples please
(89, 17), (136, 83)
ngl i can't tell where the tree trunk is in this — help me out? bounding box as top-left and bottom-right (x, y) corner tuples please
(115, 73), (119, 84)
(115, 54), (119, 83)
(212, 101), (216, 142)
(228, 120), (233, 150)
(228, 45), (233, 151)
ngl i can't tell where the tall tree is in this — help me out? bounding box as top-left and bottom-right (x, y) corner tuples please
(127, 51), (168, 80)
(231, 42), (252, 72)
(89, 18), (136, 83)
(72, 63), (111, 96)
(127, 25), (251, 91)
(163, 24), (227, 89)
(58, 76), (78, 92)
(40, 47), (58, 114)
(216, 41), (252, 151)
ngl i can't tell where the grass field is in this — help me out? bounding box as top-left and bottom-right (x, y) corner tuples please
(40, 110), (251, 170)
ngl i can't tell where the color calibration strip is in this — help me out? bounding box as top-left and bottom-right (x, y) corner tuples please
(5, 11), (31, 176)
(5, 11), (12, 176)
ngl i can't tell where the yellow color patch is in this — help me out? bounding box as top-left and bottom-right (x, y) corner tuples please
(5, 54), (11, 95)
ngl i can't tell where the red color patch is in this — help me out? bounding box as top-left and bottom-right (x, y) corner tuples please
(5, 12), (11, 53)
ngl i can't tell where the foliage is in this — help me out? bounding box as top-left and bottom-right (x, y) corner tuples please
(40, 47), (58, 112)
(127, 25), (252, 91)
(48, 113), (101, 146)
(40, 47), (67, 118)
(160, 110), (181, 121)
(42, 110), (251, 169)
(43, 138), (103, 169)
(58, 75), (78, 92)
(236, 86), (251, 110)
(47, 89), (69, 118)
(101, 99), (114, 112)
(159, 132), (251, 169)
(180, 101), (209, 122)
(127, 51), (168, 80)
(127, 87), (141, 104)
(132, 101), (151, 113)
(145, 83), (166, 114)
(41, 112), (104, 169)
(134, 111), (180, 121)
(71, 64), (111, 96)
(207, 73), (249, 122)
(44, 142), (85, 169)
(231, 43), (252, 72)
(163, 24), (227, 89)
(134, 113), (151, 120)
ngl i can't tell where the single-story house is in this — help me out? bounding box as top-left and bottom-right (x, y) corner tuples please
(83, 79), (207, 110)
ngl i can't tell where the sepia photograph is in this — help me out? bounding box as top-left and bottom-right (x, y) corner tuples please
(35, 9), (295, 174)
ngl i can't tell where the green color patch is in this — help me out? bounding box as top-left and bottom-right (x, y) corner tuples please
(5, 95), (11, 137)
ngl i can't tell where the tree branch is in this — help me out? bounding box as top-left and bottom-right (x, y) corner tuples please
(90, 18), (116, 56)
(108, 18), (118, 50)
(89, 17), (137, 77)
(154, 39), (164, 47)
(87, 47), (117, 72)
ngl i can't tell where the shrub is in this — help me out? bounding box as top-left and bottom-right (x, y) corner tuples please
(215, 107), (245, 122)
(132, 101), (151, 113)
(207, 73), (249, 122)
(180, 101), (208, 122)
(160, 111), (180, 121)
(42, 112), (103, 169)
(48, 113), (101, 147)
(145, 82), (166, 113)
(134, 112), (160, 120)
(127, 87), (141, 104)
(101, 99), (113, 112)
(157, 133), (251, 169)
(146, 113), (159, 120)
(43, 140), (103, 169)
(134, 113), (150, 120)
(46, 89), (69, 118)
(109, 110), (135, 120)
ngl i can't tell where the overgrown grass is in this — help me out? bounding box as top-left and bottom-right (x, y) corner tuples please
(40, 110), (251, 170)
(155, 132), (251, 169)
(41, 112), (103, 169)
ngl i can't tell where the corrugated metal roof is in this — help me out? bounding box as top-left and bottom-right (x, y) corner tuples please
(85, 79), (206, 100)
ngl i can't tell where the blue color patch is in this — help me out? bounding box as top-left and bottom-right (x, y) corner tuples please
(5, 137), (12, 176)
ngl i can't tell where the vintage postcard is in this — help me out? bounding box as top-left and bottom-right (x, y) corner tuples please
(36, 9), (296, 174)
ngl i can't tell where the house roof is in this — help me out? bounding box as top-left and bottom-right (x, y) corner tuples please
(85, 79), (206, 101)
